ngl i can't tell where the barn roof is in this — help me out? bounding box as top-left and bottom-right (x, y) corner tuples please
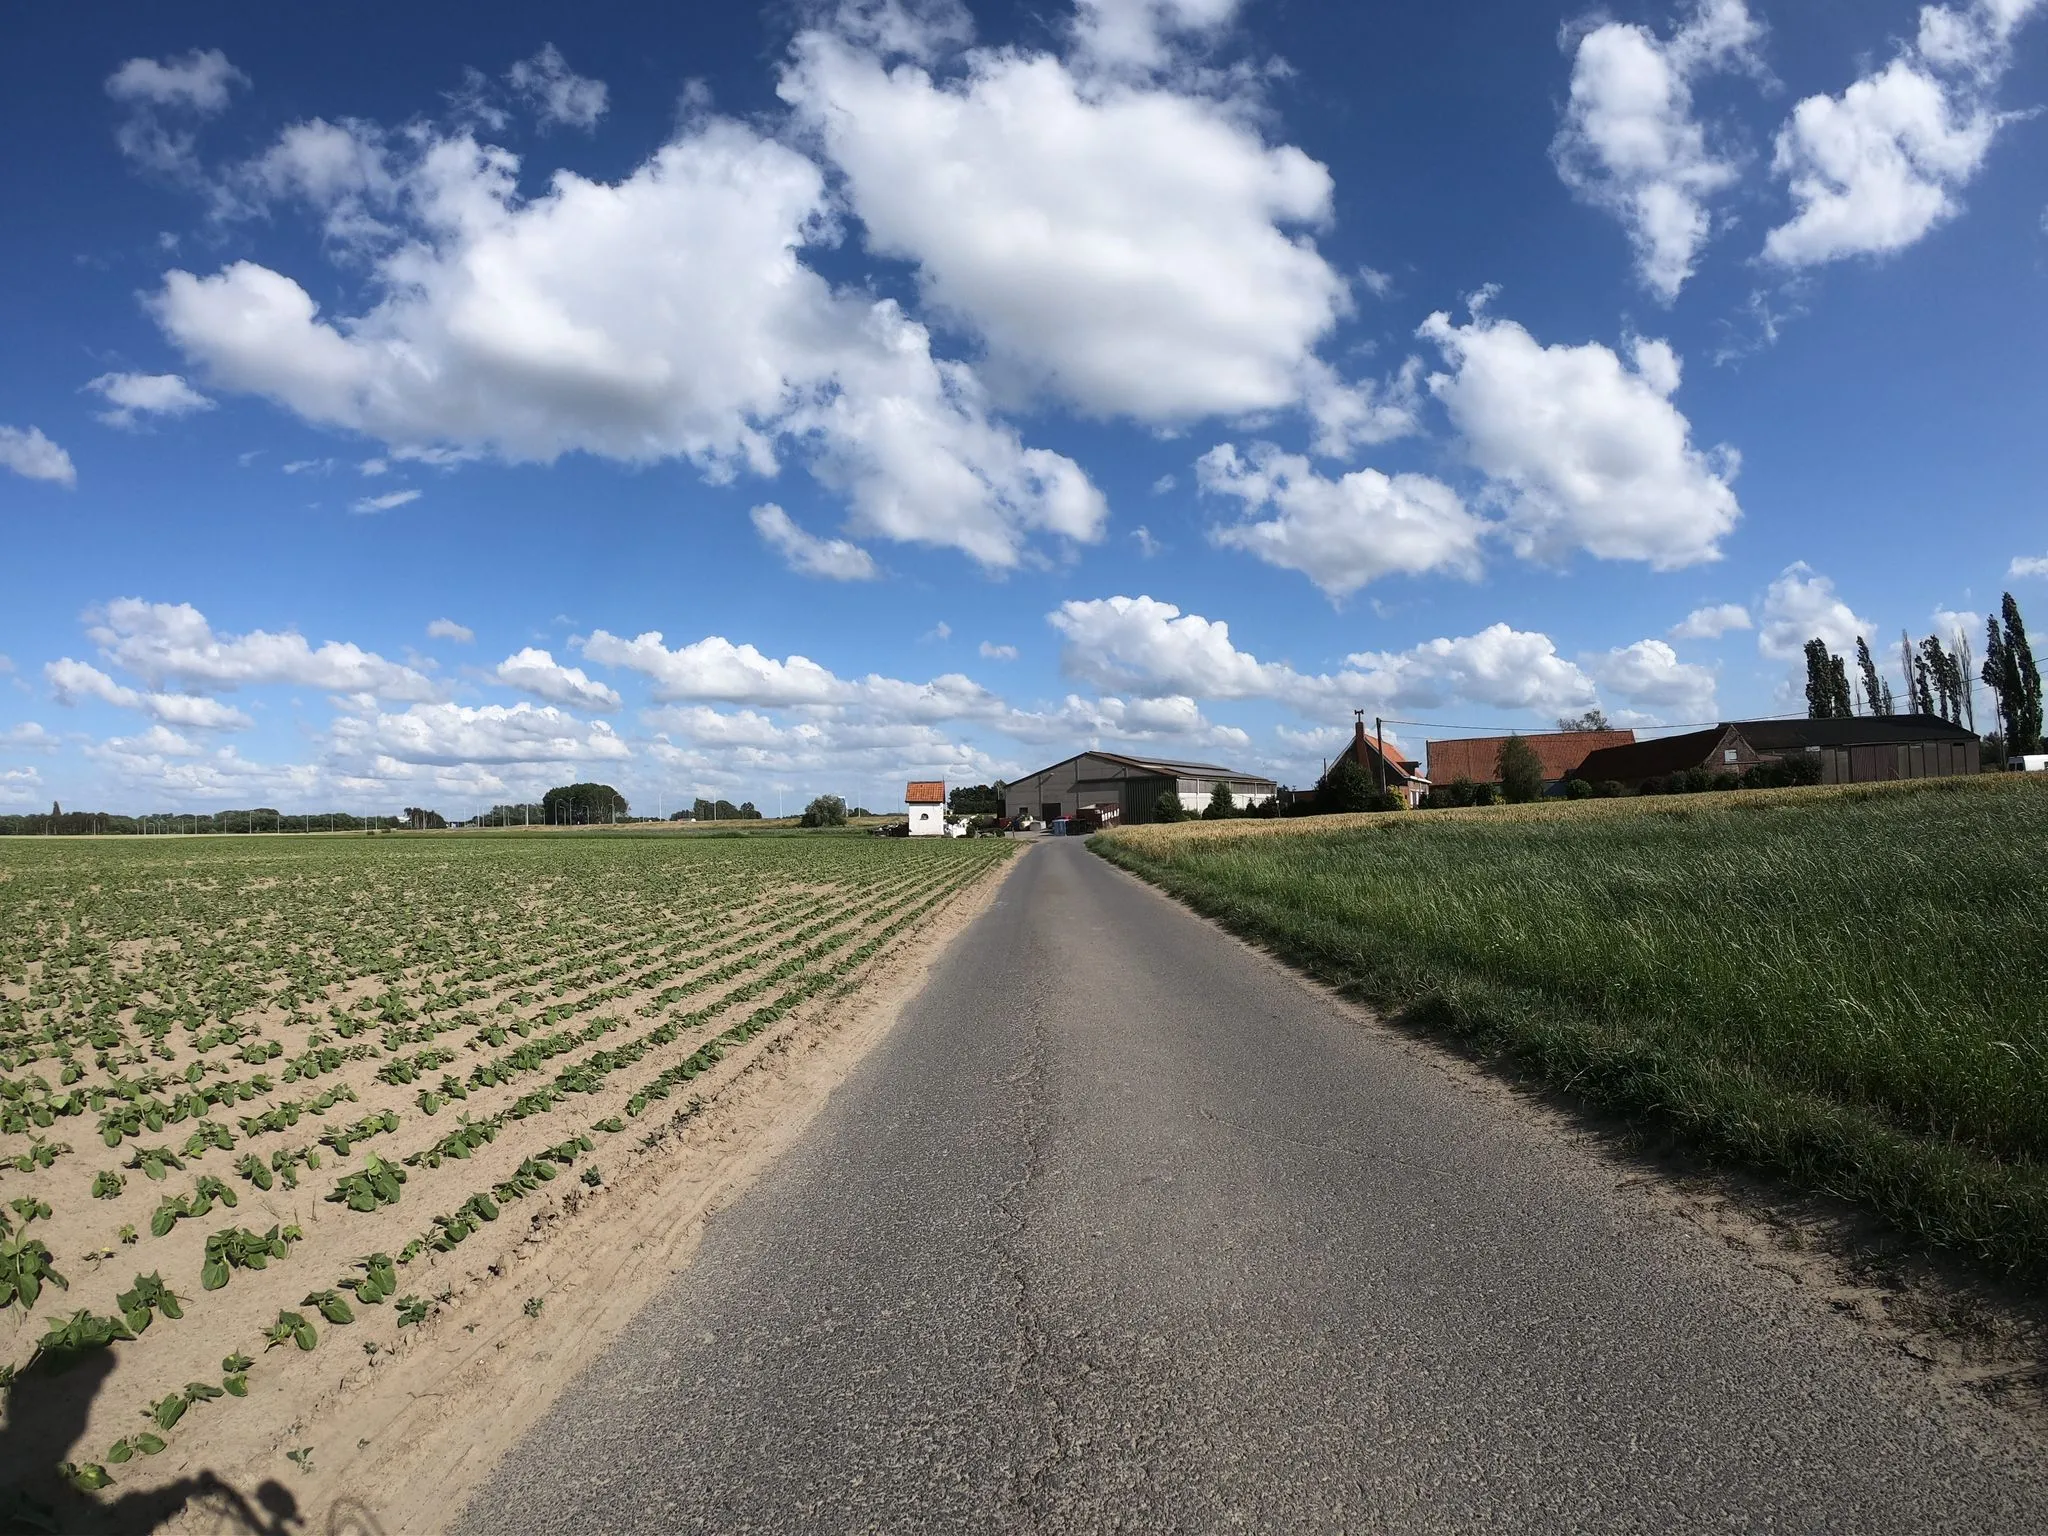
(1571, 728), (1727, 784)
(904, 781), (946, 804)
(1012, 750), (1276, 786)
(1733, 713), (1975, 749)
(1427, 730), (1636, 784)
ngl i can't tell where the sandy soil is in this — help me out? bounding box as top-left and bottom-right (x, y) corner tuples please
(2, 842), (1022, 1535)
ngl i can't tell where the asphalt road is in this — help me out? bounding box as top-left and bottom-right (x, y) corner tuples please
(455, 841), (2048, 1534)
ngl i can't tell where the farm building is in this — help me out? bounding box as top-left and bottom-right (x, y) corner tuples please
(1569, 714), (1980, 789)
(1326, 718), (1432, 808)
(1004, 752), (1277, 826)
(904, 780), (947, 836)
(1427, 728), (1636, 791)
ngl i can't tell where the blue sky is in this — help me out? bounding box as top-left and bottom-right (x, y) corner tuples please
(2, 0), (2045, 816)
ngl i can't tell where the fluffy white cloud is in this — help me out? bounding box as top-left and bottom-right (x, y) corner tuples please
(779, 10), (1406, 453)
(1554, 0), (1764, 299)
(106, 49), (248, 176)
(2010, 555), (2048, 578)
(86, 598), (438, 700)
(86, 372), (213, 429)
(0, 767), (45, 805)
(1757, 562), (1874, 659)
(45, 658), (254, 729)
(1071, 0), (1243, 73)
(427, 618), (474, 643)
(979, 642), (1018, 660)
(1764, 1), (2043, 266)
(506, 44), (608, 131)
(582, 629), (1001, 721)
(1198, 441), (1483, 598)
(1048, 594), (1596, 716)
(1344, 625), (1598, 715)
(1419, 304), (1740, 568)
(493, 647), (621, 711)
(0, 722), (58, 752)
(0, 426), (76, 486)
(1670, 601), (1753, 639)
(750, 503), (878, 581)
(352, 489), (420, 513)
(151, 112), (1102, 568)
(332, 701), (629, 767)
(1588, 639), (1717, 721)
(1932, 606), (1982, 639)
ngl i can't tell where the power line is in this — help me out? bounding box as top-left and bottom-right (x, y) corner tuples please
(1375, 710), (1818, 738)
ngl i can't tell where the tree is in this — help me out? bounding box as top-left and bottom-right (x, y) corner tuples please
(1318, 755), (1376, 813)
(1804, 639), (1843, 719)
(948, 784), (999, 815)
(738, 801), (760, 819)
(543, 783), (627, 825)
(1153, 787), (1186, 823)
(1497, 735), (1545, 803)
(1555, 709), (1611, 732)
(1203, 781), (1236, 820)
(1829, 653), (1852, 719)
(1854, 637), (1889, 716)
(1984, 593), (2044, 755)
(800, 794), (847, 828)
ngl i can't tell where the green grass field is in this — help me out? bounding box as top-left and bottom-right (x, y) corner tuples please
(1095, 776), (2048, 1277)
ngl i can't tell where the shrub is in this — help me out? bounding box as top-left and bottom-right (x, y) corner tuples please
(799, 795), (847, 829)
(1563, 779), (1594, 800)
(1203, 781), (1236, 820)
(1497, 737), (1545, 804)
(1319, 756), (1376, 814)
(1153, 789), (1186, 823)
(1595, 780), (1627, 798)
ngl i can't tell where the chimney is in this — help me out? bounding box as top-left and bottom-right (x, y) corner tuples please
(1352, 712), (1369, 762)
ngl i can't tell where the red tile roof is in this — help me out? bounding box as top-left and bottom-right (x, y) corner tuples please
(1338, 729), (1422, 781)
(1425, 731), (1636, 784)
(904, 781), (947, 804)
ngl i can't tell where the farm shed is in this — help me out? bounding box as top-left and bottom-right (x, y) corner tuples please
(1004, 752), (1277, 825)
(1569, 714), (1980, 789)
(1327, 719), (1432, 808)
(904, 780), (947, 836)
(1426, 729), (1635, 791)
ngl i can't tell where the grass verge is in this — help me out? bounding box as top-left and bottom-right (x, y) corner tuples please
(1093, 775), (2048, 1279)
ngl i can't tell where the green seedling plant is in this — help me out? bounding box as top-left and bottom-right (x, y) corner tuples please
(342, 1252), (397, 1305)
(222, 1351), (252, 1395)
(10, 1137), (68, 1172)
(91, 1170), (125, 1199)
(1, 1233), (67, 1312)
(59, 1461), (111, 1492)
(302, 1288), (355, 1325)
(523, 1296), (543, 1318)
(326, 1153), (406, 1212)
(113, 1272), (183, 1333)
(201, 1225), (298, 1290)
(106, 1432), (167, 1463)
(182, 1119), (235, 1156)
(264, 1309), (318, 1351)
(34, 1309), (135, 1371)
(394, 1294), (431, 1327)
(9, 1197), (52, 1225)
(124, 1144), (185, 1181)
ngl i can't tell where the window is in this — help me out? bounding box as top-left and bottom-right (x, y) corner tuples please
(1723, 749), (1738, 764)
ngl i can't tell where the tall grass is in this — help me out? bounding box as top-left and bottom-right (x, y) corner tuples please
(1095, 776), (2048, 1275)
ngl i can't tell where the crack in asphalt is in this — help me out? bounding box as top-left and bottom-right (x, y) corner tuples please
(992, 976), (1060, 1532)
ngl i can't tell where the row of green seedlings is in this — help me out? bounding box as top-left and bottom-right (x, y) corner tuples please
(309, 859), (984, 1218)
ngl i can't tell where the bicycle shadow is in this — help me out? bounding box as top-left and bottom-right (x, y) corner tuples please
(1, 1346), (382, 1535)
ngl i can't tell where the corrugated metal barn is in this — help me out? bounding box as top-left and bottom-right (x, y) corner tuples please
(1004, 752), (1277, 825)
(1571, 714), (1980, 788)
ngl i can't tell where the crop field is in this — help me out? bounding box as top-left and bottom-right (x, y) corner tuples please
(0, 829), (1012, 1521)
(1096, 775), (2048, 1279)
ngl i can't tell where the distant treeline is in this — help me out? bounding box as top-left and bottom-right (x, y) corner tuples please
(0, 808), (405, 836)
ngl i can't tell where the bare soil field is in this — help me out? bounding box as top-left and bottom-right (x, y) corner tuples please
(0, 829), (1018, 1533)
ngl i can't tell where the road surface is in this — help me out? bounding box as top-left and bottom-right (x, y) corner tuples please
(455, 840), (2047, 1533)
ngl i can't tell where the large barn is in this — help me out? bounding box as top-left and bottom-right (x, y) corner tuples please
(1570, 714), (1980, 788)
(1004, 752), (1278, 826)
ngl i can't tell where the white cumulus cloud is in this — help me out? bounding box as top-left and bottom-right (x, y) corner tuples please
(979, 642), (1018, 661)
(1670, 601), (1753, 639)
(493, 647), (622, 711)
(87, 372), (214, 429)
(1554, 0), (1765, 299)
(778, 8), (1410, 455)
(0, 426), (76, 486)
(2010, 555), (2048, 578)
(331, 701), (629, 767)
(85, 597), (438, 700)
(150, 110), (1102, 570)
(1588, 638), (1717, 721)
(1764, 0), (2043, 267)
(46, 658), (254, 730)
(1198, 441), (1483, 599)
(1419, 303), (1740, 569)
(506, 44), (608, 131)
(106, 49), (248, 177)
(750, 503), (878, 581)
(426, 618), (475, 643)
(1757, 562), (1874, 659)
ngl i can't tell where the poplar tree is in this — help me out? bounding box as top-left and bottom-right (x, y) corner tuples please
(1984, 593), (2044, 755)
(1855, 637), (1889, 716)
(1803, 639), (1835, 718)
(1828, 653), (1853, 719)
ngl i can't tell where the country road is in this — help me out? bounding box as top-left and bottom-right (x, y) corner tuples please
(453, 840), (2047, 1533)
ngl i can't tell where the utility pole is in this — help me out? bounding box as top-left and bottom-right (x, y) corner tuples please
(1372, 713), (1388, 801)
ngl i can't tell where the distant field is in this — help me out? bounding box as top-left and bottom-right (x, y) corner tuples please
(0, 830), (1011, 1515)
(1096, 776), (2048, 1276)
